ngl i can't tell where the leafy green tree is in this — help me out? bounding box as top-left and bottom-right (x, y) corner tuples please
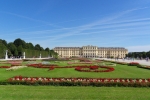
(17, 45), (23, 56)
(28, 42), (34, 49)
(26, 42), (34, 49)
(0, 40), (7, 58)
(147, 51), (150, 58)
(7, 42), (18, 56)
(0, 39), (7, 47)
(34, 44), (41, 50)
(142, 52), (146, 58)
(7, 50), (12, 57)
(53, 52), (58, 58)
(14, 49), (18, 56)
(45, 47), (50, 51)
(14, 38), (27, 48)
(40, 47), (44, 51)
(50, 50), (58, 58)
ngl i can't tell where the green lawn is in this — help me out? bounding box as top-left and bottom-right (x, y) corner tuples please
(0, 60), (150, 100)
(0, 63), (150, 81)
(0, 85), (150, 100)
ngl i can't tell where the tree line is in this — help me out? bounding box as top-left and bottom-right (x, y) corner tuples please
(0, 38), (58, 58)
(126, 51), (150, 59)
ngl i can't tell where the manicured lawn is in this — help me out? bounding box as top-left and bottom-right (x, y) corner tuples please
(0, 60), (150, 100)
(0, 63), (11, 66)
(0, 85), (150, 100)
(0, 60), (150, 83)
(0, 63), (150, 81)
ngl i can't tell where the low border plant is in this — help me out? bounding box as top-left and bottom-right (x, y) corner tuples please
(6, 76), (150, 87)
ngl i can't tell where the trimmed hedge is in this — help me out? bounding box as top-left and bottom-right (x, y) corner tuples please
(137, 64), (150, 70)
(5, 76), (150, 87)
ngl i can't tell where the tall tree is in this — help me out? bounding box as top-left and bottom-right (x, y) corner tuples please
(28, 42), (34, 49)
(49, 50), (58, 58)
(0, 39), (7, 47)
(142, 52), (146, 58)
(17, 45), (23, 56)
(26, 43), (34, 49)
(14, 49), (18, 56)
(7, 42), (18, 56)
(45, 47), (50, 52)
(35, 44), (42, 50)
(0, 40), (7, 58)
(40, 47), (44, 51)
(14, 38), (26, 48)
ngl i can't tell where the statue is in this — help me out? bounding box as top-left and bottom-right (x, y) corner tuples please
(39, 53), (41, 58)
(5, 50), (8, 60)
(23, 52), (25, 59)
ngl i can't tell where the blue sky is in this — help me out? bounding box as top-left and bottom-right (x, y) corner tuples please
(0, 0), (150, 52)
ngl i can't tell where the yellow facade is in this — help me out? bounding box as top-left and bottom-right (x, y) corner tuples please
(53, 45), (128, 58)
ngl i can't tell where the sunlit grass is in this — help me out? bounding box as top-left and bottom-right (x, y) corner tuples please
(0, 60), (150, 100)
(0, 62), (150, 81)
(0, 86), (150, 100)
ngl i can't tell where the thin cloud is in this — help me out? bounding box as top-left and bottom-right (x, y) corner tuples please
(1, 7), (149, 37)
(42, 7), (149, 41)
(1, 7), (149, 47)
(0, 11), (62, 28)
(2, 18), (150, 37)
(15, 7), (147, 44)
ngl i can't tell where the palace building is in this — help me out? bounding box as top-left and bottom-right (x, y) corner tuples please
(53, 45), (128, 58)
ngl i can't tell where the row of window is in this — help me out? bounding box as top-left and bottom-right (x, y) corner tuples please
(56, 48), (126, 50)
(55, 50), (127, 53)
(58, 52), (126, 55)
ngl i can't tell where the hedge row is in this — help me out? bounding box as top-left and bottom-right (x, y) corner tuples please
(23, 49), (49, 58)
(5, 76), (150, 87)
(0, 81), (149, 87)
(137, 64), (150, 70)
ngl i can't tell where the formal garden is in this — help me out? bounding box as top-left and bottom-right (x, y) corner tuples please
(0, 58), (150, 99)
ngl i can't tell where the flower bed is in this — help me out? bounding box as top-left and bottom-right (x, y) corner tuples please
(27, 63), (57, 68)
(27, 64), (115, 73)
(49, 66), (55, 70)
(7, 76), (150, 87)
(6, 66), (27, 71)
(7, 60), (23, 66)
(115, 62), (128, 65)
(48, 66), (93, 71)
(128, 62), (139, 66)
(25, 61), (39, 64)
(0, 66), (11, 68)
(75, 66), (114, 72)
(90, 66), (99, 69)
(137, 64), (150, 70)
(145, 66), (150, 69)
